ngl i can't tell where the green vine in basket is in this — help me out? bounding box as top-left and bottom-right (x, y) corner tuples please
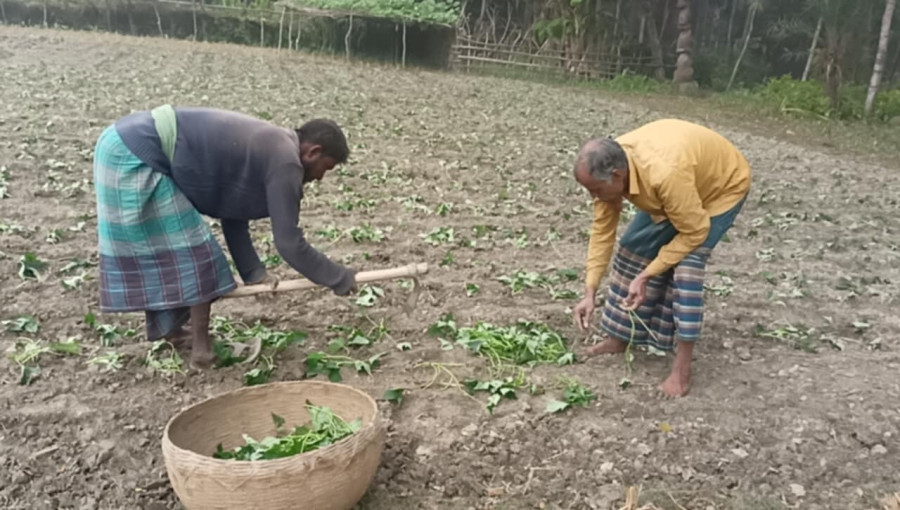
(213, 402), (361, 461)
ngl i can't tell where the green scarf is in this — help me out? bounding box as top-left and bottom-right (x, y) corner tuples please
(150, 104), (177, 162)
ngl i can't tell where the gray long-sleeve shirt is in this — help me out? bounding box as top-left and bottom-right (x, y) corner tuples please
(114, 106), (353, 294)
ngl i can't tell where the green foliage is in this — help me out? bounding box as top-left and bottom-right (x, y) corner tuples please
(354, 285), (385, 307)
(305, 352), (384, 382)
(210, 317), (307, 379)
(421, 226), (456, 246)
(213, 403), (362, 461)
(382, 388), (404, 405)
(497, 268), (579, 299)
(428, 313), (573, 366)
(144, 341), (184, 375)
(6, 339), (51, 386)
(754, 76), (900, 122)
(598, 71), (662, 93)
(546, 378), (596, 414)
(756, 75), (832, 117)
(3, 315), (40, 334)
(754, 323), (817, 352)
(293, 0), (460, 25)
(463, 376), (522, 413)
(347, 224), (384, 243)
(532, 18), (569, 45)
(18, 253), (47, 280)
(0, 165), (9, 199)
(327, 321), (388, 352)
(87, 351), (124, 372)
(83, 314), (136, 347)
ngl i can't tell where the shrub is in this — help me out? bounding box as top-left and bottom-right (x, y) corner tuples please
(756, 75), (832, 118)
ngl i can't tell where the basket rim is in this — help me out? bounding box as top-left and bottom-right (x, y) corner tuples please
(162, 380), (380, 467)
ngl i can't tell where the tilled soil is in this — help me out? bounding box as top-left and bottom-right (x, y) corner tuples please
(0, 26), (898, 510)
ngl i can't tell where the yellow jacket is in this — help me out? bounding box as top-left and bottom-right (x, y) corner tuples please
(585, 119), (751, 289)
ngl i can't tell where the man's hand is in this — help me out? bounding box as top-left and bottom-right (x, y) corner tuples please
(248, 271), (279, 301)
(573, 295), (596, 333)
(333, 267), (357, 296)
(622, 272), (649, 310)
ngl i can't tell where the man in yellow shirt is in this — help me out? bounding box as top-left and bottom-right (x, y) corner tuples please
(572, 119), (751, 397)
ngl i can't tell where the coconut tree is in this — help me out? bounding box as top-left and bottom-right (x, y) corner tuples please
(673, 0), (695, 84)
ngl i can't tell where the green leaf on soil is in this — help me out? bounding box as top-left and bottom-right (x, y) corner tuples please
(430, 317), (572, 366)
(19, 365), (41, 385)
(3, 315), (39, 334)
(354, 285), (385, 307)
(383, 388), (404, 405)
(18, 252), (48, 280)
(50, 339), (81, 355)
(87, 351), (124, 372)
(244, 367), (272, 386)
(545, 399), (570, 414)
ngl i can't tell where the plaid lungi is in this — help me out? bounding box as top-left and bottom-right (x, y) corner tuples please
(599, 197), (746, 351)
(93, 125), (236, 340)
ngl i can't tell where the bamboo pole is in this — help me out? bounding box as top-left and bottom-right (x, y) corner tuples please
(0, 0), (5, 24)
(345, 13), (353, 60)
(260, 11), (264, 46)
(402, 20), (407, 68)
(295, 19), (301, 50)
(278, 5), (285, 51)
(153, 2), (163, 36)
(191, 0), (197, 41)
(802, 15), (822, 81)
(224, 263), (429, 299)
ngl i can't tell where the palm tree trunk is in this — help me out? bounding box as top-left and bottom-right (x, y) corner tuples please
(865, 0), (896, 116)
(645, 0), (665, 80)
(673, 0), (695, 84)
(726, 1), (756, 91)
(726, 0), (737, 59)
(802, 14), (823, 81)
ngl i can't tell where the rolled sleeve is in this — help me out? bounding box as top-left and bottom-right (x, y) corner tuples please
(585, 199), (620, 289)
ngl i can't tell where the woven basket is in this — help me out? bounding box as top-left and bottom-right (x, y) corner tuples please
(162, 381), (384, 510)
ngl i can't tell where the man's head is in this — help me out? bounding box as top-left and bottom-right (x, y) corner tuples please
(573, 138), (629, 202)
(296, 119), (350, 183)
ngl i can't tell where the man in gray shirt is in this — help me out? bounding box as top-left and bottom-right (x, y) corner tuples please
(95, 105), (355, 368)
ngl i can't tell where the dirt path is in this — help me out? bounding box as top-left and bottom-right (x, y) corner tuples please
(0, 26), (897, 510)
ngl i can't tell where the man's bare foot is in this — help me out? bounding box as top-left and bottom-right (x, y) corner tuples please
(583, 337), (628, 357)
(190, 350), (217, 370)
(166, 327), (191, 350)
(659, 340), (694, 398)
(189, 301), (214, 370)
(659, 368), (691, 397)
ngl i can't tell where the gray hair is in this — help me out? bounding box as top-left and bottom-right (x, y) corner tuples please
(574, 138), (628, 182)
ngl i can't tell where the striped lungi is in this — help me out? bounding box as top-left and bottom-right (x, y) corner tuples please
(599, 197), (746, 351)
(93, 125), (235, 340)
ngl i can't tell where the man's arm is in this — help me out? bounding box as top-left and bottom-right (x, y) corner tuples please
(265, 164), (355, 294)
(584, 198), (621, 294)
(221, 219), (266, 284)
(573, 198), (620, 331)
(644, 173), (711, 277)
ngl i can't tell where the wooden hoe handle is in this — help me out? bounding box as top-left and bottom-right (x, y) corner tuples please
(224, 262), (429, 299)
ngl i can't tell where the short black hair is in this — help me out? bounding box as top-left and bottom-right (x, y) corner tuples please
(296, 119), (350, 164)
